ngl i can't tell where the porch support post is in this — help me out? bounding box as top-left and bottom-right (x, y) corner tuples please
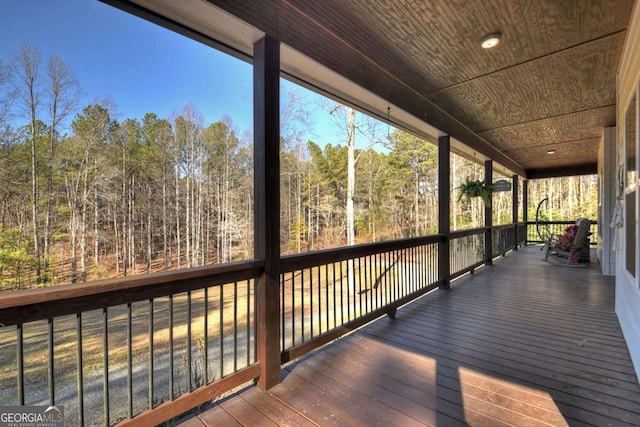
(523, 179), (529, 245)
(254, 35), (281, 389)
(438, 135), (451, 289)
(512, 174), (519, 250)
(485, 160), (493, 265)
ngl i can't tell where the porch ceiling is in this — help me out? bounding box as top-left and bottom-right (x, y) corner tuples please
(123, 0), (635, 178)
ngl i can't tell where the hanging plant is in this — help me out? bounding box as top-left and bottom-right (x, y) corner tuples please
(457, 178), (493, 206)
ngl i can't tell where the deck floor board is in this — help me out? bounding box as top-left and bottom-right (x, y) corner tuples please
(180, 247), (640, 426)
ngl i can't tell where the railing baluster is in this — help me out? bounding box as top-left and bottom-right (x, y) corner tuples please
(169, 294), (174, 400)
(246, 280), (251, 365)
(340, 260), (346, 323)
(350, 259), (356, 321)
(77, 313), (84, 426)
(356, 257), (362, 317)
(380, 254), (385, 309)
(390, 250), (395, 302)
(103, 307), (109, 427)
(416, 246), (420, 290)
(127, 302), (133, 418)
(407, 248), (412, 294)
(290, 273), (295, 347)
(48, 317), (54, 405)
(301, 269), (305, 341)
(409, 247), (414, 293)
(406, 247), (411, 293)
(233, 281), (238, 373)
(281, 273), (286, 351)
(149, 299), (154, 409)
(317, 266), (322, 333)
(204, 288), (208, 385)
(418, 245), (422, 288)
(363, 255), (369, 312)
(370, 254), (375, 310)
(187, 291), (192, 392)
(396, 249), (401, 300)
(419, 245), (423, 288)
(405, 248), (411, 294)
(309, 267), (314, 337)
(376, 252), (381, 309)
(16, 324), (24, 405)
(431, 244), (435, 283)
(219, 285), (224, 379)
(432, 243), (436, 283)
(325, 263), (330, 330)
(332, 262), (337, 328)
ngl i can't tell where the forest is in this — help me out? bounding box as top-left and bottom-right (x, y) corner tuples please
(0, 46), (598, 290)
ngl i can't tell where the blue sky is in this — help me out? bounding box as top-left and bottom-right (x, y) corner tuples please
(1, 0), (254, 131)
(0, 0), (397, 149)
(0, 0), (341, 143)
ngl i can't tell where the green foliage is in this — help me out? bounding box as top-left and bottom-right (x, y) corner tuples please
(0, 226), (35, 290)
(457, 178), (493, 206)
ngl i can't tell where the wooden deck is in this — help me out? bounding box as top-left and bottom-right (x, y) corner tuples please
(177, 247), (640, 426)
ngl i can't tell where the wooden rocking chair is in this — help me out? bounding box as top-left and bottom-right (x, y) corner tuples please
(543, 218), (592, 266)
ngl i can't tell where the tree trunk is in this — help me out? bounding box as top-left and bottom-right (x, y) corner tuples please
(147, 185), (152, 272)
(414, 170), (420, 236)
(346, 107), (356, 246)
(122, 145), (128, 276)
(113, 202), (120, 274)
(175, 159), (181, 270)
(80, 166), (89, 282)
(162, 174), (168, 269)
(94, 185), (99, 266)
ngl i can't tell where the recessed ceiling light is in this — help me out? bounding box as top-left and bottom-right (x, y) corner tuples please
(481, 33), (501, 49)
(547, 149), (556, 155)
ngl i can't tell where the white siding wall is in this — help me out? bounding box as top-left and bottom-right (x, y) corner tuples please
(616, 0), (640, 382)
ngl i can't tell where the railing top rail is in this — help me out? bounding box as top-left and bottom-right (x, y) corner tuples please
(449, 226), (489, 239)
(281, 234), (444, 273)
(0, 259), (264, 327)
(493, 223), (517, 231)
(526, 220), (597, 225)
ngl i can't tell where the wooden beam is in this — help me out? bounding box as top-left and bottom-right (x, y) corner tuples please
(512, 175), (519, 223)
(526, 163), (597, 179)
(438, 135), (451, 289)
(254, 35), (281, 390)
(485, 160), (493, 265)
(523, 179), (529, 223)
(512, 174), (519, 250)
(522, 179), (528, 245)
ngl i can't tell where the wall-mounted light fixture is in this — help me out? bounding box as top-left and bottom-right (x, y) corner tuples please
(547, 149), (556, 155)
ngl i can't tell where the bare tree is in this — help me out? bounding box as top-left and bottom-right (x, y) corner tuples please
(346, 107), (356, 246)
(0, 60), (16, 126)
(11, 44), (43, 282)
(43, 55), (80, 279)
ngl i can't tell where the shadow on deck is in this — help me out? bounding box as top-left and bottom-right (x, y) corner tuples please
(178, 246), (640, 426)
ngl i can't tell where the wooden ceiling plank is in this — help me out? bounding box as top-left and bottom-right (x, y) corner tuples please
(202, 1), (635, 175)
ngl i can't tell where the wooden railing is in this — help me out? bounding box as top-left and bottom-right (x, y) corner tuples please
(0, 223), (526, 426)
(450, 228), (486, 278)
(0, 261), (263, 427)
(492, 222), (526, 257)
(280, 235), (442, 363)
